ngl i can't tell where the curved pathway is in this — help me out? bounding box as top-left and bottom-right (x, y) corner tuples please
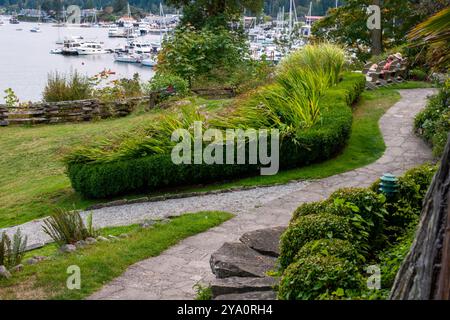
(0, 89), (436, 299)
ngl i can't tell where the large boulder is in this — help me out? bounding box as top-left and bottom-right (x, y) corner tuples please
(210, 242), (277, 278)
(239, 227), (286, 257)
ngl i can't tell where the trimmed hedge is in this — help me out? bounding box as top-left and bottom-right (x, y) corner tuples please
(278, 164), (437, 300)
(277, 255), (364, 300)
(67, 73), (365, 198)
(278, 213), (353, 270)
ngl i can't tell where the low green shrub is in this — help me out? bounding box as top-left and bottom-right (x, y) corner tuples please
(279, 213), (353, 270)
(409, 68), (428, 81)
(291, 200), (329, 221)
(277, 255), (364, 300)
(145, 73), (190, 99)
(0, 229), (27, 269)
(382, 164), (437, 239)
(42, 209), (97, 245)
(414, 80), (450, 157)
(43, 71), (92, 102)
(294, 238), (363, 264)
(94, 73), (143, 102)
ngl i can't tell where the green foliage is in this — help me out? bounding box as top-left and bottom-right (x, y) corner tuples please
(94, 73), (143, 102)
(312, 0), (449, 61)
(157, 26), (248, 85)
(3, 88), (19, 108)
(278, 163), (436, 300)
(294, 238), (364, 265)
(415, 80), (450, 156)
(194, 283), (212, 300)
(66, 73), (364, 198)
(166, 0), (263, 29)
(145, 73), (189, 99)
(43, 71), (93, 102)
(0, 229), (27, 269)
(42, 209), (97, 246)
(409, 69), (428, 81)
(279, 213), (353, 270)
(277, 255), (364, 300)
(382, 164), (437, 239)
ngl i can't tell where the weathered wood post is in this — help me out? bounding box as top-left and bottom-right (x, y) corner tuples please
(390, 134), (450, 299)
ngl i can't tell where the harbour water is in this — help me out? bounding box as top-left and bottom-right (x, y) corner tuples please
(0, 20), (158, 103)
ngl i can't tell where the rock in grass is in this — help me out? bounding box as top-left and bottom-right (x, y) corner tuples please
(118, 233), (129, 238)
(59, 244), (77, 253)
(25, 258), (39, 265)
(75, 240), (87, 248)
(0, 265), (12, 279)
(85, 237), (97, 244)
(108, 235), (120, 241)
(96, 236), (110, 242)
(140, 220), (155, 229)
(33, 256), (47, 262)
(11, 264), (24, 273)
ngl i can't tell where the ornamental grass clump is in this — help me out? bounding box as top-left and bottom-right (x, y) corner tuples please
(42, 209), (97, 245)
(0, 229), (27, 269)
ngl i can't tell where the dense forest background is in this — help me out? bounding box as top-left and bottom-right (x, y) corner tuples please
(0, 0), (340, 17)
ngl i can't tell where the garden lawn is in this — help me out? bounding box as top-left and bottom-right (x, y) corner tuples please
(0, 83), (430, 228)
(0, 211), (233, 300)
(0, 98), (231, 228)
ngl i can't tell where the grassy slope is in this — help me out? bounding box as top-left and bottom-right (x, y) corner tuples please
(0, 82), (430, 228)
(0, 211), (234, 300)
(0, 98), (231, 228)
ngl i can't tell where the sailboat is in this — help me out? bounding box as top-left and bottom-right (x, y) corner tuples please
(30, 7), (42, 32)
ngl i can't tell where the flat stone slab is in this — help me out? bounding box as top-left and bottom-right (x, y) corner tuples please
(211, 276), (278, 297)
(239, 226), (286, 257)
(214, 291), (277, 300)
(210, 242), (277, 278)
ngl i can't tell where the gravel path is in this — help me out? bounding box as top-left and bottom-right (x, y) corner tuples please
(0, 89), (436, 300)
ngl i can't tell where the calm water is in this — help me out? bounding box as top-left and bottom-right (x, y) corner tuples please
(0, 18), (157, 103)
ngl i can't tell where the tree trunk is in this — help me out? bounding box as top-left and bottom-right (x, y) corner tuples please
(371, 0), (383, 55)
(390, 134), (450, 299)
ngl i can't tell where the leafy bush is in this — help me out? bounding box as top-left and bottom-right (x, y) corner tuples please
(294, 239), (363, 264)
(409, 68), (428, 81)
(277, 255), (364, 300)
(0, 229), (27, 269)
(42, 209), (97, 245)
(291, 188), (387, 253)
(381, 164), (437, 239)
(156, 25), (248, 85)
(94, 73), (143, 102)
(414, 80), (450, 156)
(278, 164), (436, 300)
(43, 71), (93, 102)
(145, 73), (189, 99)
(279, 213), (353, 270)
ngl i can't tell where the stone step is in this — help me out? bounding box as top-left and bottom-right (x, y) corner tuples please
(239, 226), (286, 257)
(210, 242), (277, 278)
(211, 276), (278, 298)
(214, 291), (277, 300)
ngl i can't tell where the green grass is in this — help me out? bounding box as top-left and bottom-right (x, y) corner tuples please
(0, 211), (234, 300)
(0, 83), (427, 228)
(0, 98), (231, 228)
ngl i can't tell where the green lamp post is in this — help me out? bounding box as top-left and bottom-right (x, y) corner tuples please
(379, 173), (398, 197)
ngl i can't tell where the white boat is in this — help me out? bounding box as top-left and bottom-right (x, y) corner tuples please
(140, 55), (157, 67)
(128, 40), (152, 54)
(114, 53), (140, 63)
(30, 26), (42, 33)
(62, 38), (83, 55)
(76, 42), (107, 55)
